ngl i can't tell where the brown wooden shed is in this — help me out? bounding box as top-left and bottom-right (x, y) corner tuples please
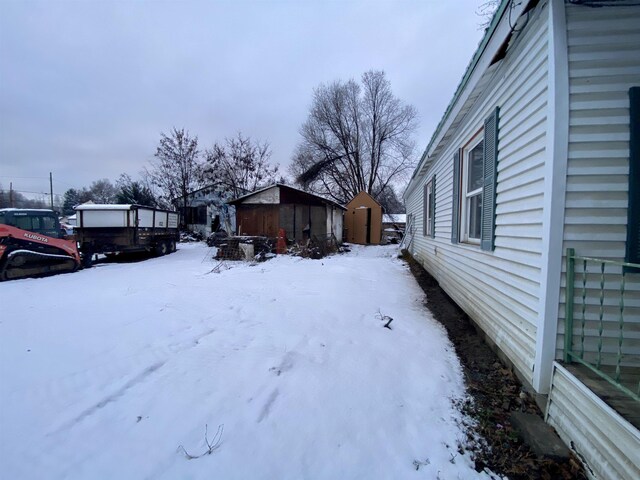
(345, 191), (383, 245)
(228, 184), (345, 243)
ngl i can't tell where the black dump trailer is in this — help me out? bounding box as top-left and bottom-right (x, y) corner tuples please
(75, 204), (179, 266)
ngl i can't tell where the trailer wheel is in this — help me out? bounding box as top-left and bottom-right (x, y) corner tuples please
(168, 240), (177, 253)
(155, 242), (168, 256)
(82, 252), (93, 268)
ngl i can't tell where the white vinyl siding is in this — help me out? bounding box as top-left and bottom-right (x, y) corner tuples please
(404, 2), (640, 477)
(556, 3), (640, 363)
(546, 364), (640, 480)
(405, 1), (550, 385)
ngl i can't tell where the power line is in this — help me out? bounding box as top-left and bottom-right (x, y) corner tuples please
(1, 176), (81, 190)
(5, 190), (65, 197)
(0, 175), (51, 180)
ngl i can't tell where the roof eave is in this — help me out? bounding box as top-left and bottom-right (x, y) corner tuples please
(229, 183), (347, 210)
(405, 0), (531, 198)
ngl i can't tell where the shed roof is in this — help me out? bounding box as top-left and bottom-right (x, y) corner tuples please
(228, 184), (346, 210)
(346, 191), (383, 210)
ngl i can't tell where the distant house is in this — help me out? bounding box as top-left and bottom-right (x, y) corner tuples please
(382, 213), (406, 233)
(59, 214), (77, 226)
(175, 185), (235, 237)
(228, 184), (345, 242)
(404, 1), (639, 479)
(345, 191), (383, 245)
(382, 214), (406, 243)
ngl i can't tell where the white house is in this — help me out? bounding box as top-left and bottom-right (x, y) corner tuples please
(404, 1), (639, 478)
(176, 185), (236, 237)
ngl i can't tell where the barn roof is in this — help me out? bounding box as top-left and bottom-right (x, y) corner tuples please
(228, 184), (346, 210)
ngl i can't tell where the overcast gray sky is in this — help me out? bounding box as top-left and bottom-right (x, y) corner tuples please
(0, 0), (486, 200)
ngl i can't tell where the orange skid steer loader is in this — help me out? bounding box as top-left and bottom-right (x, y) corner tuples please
(0, 209), (81, 281)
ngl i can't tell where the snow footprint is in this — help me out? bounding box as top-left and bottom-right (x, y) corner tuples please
(257, 388), (279, 423)
(269, 351), (296, 376)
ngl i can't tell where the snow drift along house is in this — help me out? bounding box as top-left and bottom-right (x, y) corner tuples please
(228, 184), (345, 243)
(404, 1), (639, 478)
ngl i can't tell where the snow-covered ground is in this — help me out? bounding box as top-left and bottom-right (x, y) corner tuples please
(0, 243), (491, 479)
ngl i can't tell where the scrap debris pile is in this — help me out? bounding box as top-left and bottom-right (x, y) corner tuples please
(207, 233), (274, 261)
(203, 231), (345, 261)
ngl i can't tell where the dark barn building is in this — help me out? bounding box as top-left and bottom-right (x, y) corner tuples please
(228, 184), (345, 243)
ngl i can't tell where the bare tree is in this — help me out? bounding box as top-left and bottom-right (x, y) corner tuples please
(202, 132), (279, 199)
(0, 184), (8, 208)
(377, 185), (404, 214)
(477, 0), (500, 30)
(0, 189), (47, 209)
(290, 70), (417, 205)
(146, 127), (203, 216)
(89, 178), (117, 203)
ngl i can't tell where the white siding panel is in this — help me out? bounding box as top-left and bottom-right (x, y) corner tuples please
(500, 136), (547, 177)
(406, 2), (550, 386)
(495, 193), (545, 216)
(547, 363), (640, 480)
(558, 3), (640, 361)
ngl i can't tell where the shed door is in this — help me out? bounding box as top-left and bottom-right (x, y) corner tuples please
(262, 206), (278, 238)
(237, 205), (279, 237)
(354, 208), (370, 245)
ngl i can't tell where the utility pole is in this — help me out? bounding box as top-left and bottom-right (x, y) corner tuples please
(9, 182), (14, 208)
(49, 172), (54, 210)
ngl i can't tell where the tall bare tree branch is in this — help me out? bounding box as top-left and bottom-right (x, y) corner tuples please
(290, 70), (417, 208)
(202, 132), (279, 199)
(146, 127), (203, 218)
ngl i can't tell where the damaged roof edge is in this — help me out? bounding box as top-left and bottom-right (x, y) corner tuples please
(406, 0), (513, 192)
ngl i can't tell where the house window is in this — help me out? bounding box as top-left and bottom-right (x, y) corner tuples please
(183, 206), (207, 225)
(461, 135), (484, 243)
(423, 177), (435, 237)
(451, 106), (499, 251)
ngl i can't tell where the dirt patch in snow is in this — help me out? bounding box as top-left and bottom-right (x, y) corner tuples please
(402, 251), (586, 480)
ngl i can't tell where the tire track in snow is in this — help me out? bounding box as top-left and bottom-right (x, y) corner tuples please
(49, 361), (166, 436)
(45, 327), (219, 434)
(12, 326), (219, 418)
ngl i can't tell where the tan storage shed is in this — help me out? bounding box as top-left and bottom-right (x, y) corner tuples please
(345, 191), (383, 245)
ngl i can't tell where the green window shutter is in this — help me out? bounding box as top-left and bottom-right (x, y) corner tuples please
(431, 174), (437, 239)
(481, 107), (499, 251)
(423, 183), (428, 236)
(626, 87), (640, 264)
(451, 150), (461, 243)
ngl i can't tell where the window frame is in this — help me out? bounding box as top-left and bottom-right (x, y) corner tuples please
(424, 178), (434, 237)
(460, 130), (484, 244)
